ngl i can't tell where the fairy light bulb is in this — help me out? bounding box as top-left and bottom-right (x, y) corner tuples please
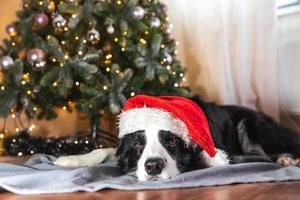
(103, 85), (108, 90)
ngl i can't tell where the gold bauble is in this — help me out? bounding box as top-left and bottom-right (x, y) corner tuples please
(46, 1), (56, 13)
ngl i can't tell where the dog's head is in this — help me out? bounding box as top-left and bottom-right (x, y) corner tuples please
(116, 128), (203, 181)
(116, 107), (205, 181)
(116, 96), (229, 181)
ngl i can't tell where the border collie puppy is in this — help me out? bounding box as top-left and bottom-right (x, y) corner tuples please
(55, 95), (300, 181)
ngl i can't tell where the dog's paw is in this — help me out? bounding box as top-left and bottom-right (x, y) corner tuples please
(276, 155), (300, 167)
(54, 155), (86, 167)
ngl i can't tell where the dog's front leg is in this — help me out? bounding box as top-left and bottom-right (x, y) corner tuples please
(54, 148), (116, 167)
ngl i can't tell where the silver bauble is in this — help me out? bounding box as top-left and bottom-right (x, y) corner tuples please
(87, 28), (100, 45)
(107, 25), (115, 34)
(132, 6), (145, 20)
(164, 53), (173, 64)
(150, 17), (161, 28)
(53, 14), (67, 33)
(165, 23), (173, 34)
(0, 56), (14, 70)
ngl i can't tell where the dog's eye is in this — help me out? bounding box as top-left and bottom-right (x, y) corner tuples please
(133, 142), (144, 150)
(169, 138), (177, 145)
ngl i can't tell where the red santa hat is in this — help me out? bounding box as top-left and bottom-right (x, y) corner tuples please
(118, 95), (229, 167)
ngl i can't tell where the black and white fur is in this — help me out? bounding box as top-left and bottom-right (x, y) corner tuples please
(55, 96), (300, 181)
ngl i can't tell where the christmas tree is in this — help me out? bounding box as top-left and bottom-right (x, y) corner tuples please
(0, 0), (189, 143)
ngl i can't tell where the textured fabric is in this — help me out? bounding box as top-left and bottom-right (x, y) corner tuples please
(1, 155), (300, 195)
(121, 95), (216, 157)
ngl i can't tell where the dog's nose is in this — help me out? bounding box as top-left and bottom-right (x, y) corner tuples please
(145, 157), (165, 175)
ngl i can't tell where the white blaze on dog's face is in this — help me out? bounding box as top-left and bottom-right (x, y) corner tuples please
(117, 108), (203, 181)
(136, 127), (180, 181)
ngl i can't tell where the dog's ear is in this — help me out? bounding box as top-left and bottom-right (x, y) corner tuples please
(115, 137), (130, 173)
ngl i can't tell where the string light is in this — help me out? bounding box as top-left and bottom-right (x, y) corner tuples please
(174, 50), (178, 54)
(106, 54), (113, 59)
(78, 50), (83, 55)
(121, 47), (125, 51)
(75, 82), (80, 86)
(53, 82), (58, 87)
(75, 36), (80, 40)
(130, 92), (135, 97)
(61, 41), (66, 45)
(28, 124), (36, 132)
(114, 37), (119, 42)
(166, 65), (171, 70)
(64, 54), (69, 59)
(179, 73), (184, 77)
(52, 58), (57, 62)
(33, 107), (37, 111)
(176, 41), (180, 46)
(103, 85), (108, 90)
(116, 69), (120, 74)
(106, 67), (111, 72)
(174, 83), (179, 87)
(38, 1), (43, 5)
(182, 77), (186, 82)
(17, 152), (23, 157)
(122, 31), (127, 36)
(12, 42), (16, 46)
(11, 113), (16, 118)
(64, 27), (69, 31)
(60, 63), (64, 68)
(140, 38), (147, 44)
(72, 14), (77, 19)
(116, 0), (122, 5)
(0, 86), (5, 91)
(15, 128), (20, 132)
(62, 106), (67, 110)
(172, 71), (176, 75)
(165, 17), (170, 21)
(27, 90), (32, 95)
(160, 44), (165, 48)
(21, 81), (26, 85)
(83, 39), (87, 44)
(145, 31), (149, 35)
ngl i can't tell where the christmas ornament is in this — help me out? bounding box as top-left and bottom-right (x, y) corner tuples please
(164, 53), (173, 64)
(33, 85), (41, 93)
(132, 6), (145, 20)
(87, 28), (100, 45)
(107, 24), (115, 34)
(164, 23), (173, 35)
(103, 42), (112, 52)
(161, 3), (168, 13)
(0, 56), (14, 71)
(26, 48), (47, 70)
(53, 14), (67, 33)
(5, 24), (18, 37)
(33, 13), (49, 28)
(150, 17), (161, 28)
(46, 1), (56, 12)
(119, 95), (228, 165)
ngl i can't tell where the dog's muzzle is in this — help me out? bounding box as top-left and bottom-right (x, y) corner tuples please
(144, 157), (165, 176)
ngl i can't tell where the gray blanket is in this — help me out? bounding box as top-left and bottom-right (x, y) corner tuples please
(0, 155), (300, 195)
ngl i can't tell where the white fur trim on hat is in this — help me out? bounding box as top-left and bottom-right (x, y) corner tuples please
(199, 149), (229, 167)
(118, 107), (193, 145)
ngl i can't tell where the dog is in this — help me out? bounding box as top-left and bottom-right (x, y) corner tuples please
(55, 95), (300, 181)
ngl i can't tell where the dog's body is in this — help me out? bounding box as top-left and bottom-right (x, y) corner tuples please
(55, 96), (300, 181)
